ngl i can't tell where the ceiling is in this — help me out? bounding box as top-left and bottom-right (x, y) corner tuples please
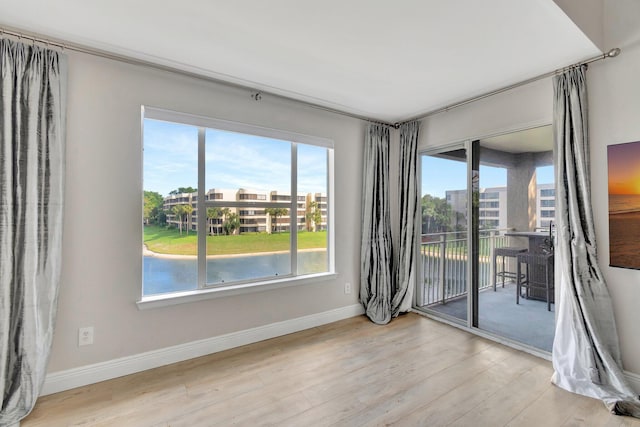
(481, 125), (553, 154)
(0, 0), (601, 123)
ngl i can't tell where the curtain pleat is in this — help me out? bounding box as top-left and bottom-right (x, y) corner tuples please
(0, 38), (66, 426)
(360, 124), (393, 324)
(392, 121), (419, 315)
(551, 65), (640, 417)
(360, 121), (419, 324)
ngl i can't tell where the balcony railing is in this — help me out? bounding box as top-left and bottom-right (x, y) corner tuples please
(419, 229), (512, 307)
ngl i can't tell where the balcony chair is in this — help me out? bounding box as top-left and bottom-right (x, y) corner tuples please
(493, 247), (527, 291)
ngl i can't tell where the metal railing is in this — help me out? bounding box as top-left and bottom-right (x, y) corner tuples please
(419, 229), (512, 307)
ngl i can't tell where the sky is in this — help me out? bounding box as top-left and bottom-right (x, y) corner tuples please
(607, 141), (640, 195)
(421, 156), (554, 198)
(144, 117), (554, 199)
(143, 119), (328, 196)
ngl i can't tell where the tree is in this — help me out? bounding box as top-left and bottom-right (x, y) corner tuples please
(206, 207), (223, 235)
(157, 210), (167, 226)
(172, 204), (186, 235)
(421, 194), (453, 234)
(182, 204), (194, 234)
(222, 212), (240, 235)
(169, 187), (197, 195)
(143, 190), (164, 225)
(265, 207), (288, 233)
(305, 201), (322, 232)
(171, 204), (193, 235)
(220, 207), (231, 225)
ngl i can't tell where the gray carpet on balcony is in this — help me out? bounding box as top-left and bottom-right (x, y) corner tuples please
(422, 283), (555, 352)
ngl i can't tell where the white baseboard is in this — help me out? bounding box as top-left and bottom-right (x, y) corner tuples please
(42, 304), (364, 396)
(625, 370), (640, 395)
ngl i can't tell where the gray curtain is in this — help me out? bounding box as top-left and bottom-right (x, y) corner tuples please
(392, 121), (420, 315)
(360, 124), (393, 324)
(360, 121), (419, 324)
(551, 66), (640, 417)
(0, 39), (67, 426)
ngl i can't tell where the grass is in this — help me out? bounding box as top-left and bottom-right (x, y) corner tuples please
(143, 225), (327, 256)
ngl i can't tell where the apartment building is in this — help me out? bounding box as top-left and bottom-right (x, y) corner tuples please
(163, 189), (327, 234)
(445, 185), (555, 231)
(537, 183), (556, 229)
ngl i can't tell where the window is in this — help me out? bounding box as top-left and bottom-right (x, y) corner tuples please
(479, 210), (499, 217)
(479, 201), (499, 209)
(540, 188), (555, 197)
(142, 107), (334, 300)
(540, 199), (555, 207)
(479, 191), (499, 199)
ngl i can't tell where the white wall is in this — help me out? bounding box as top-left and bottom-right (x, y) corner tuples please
(419, 78), (553, 149)
(590, 0), (640, 375)
(417, 0), (640, 378)
(49, 51), (363, 373)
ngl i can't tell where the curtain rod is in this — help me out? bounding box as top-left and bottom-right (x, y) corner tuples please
(400, 48), (621, 124)
(0, 25), (620, 130)
(0, 25), (398, 128)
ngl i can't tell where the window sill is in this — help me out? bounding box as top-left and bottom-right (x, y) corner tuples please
(137, 272), (338, 310)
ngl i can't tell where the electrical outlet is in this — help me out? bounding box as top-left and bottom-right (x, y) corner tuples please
(344, 282), (352, 294)
(78, 327), (94, 346)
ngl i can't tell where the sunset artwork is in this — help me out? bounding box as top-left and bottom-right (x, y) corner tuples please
(608, 141), (640, 269)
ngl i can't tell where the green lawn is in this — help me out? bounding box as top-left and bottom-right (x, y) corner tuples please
(143, 225), (327, 256)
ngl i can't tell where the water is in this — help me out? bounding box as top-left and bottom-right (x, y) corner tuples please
(143, 251), (328, 295)
(609, 194), (640, 215)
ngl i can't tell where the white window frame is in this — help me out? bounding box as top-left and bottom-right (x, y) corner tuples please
(138, 106), (336, 309)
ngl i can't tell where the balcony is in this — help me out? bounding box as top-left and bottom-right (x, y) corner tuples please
(416, 229), (554, 352)
(417, 230), (506, 305)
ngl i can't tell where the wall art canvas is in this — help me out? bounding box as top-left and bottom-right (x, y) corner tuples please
(608, 140), (640, 269)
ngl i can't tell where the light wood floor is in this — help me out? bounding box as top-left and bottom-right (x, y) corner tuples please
(22, 313), (640, 427)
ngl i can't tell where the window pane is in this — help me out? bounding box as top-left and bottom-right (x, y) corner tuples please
(297, 144), (329, 275)
(204, 205), (292, 284)
(417, 152), (468, 322)
(143, 119), (199, 296)
(205, 129), (291, 194)
(204, 129), (292, 285)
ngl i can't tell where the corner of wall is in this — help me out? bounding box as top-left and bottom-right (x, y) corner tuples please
(553, 0), (605, 51)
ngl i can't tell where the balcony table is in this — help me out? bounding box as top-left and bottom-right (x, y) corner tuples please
(504, 231), (551, 254)
(504, 231), (554, 304)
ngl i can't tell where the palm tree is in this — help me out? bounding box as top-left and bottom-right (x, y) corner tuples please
(265, 207), (288, 233)
(221, 207), (231, 222)
(223, 212), (240, 235)
(182, 204), (194, 234)
(207, 207), (222, 235)
(305, 201), (322, 232)
(172, 204), (186, 235)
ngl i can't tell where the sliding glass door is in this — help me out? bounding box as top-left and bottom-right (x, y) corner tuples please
(416, 126), (555, 352)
